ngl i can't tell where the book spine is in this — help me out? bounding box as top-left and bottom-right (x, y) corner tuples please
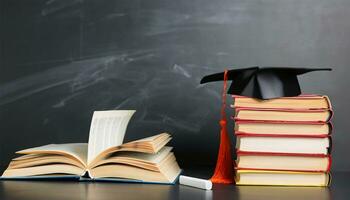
(328, 136), (333, 154)
(324, 95), (333, 110)
(327, 173), (332, 186)
(327, 156), (332, 172)
(328, 109), (334, 121)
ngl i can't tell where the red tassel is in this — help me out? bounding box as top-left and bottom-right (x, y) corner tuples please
(210, 69), (234, 184)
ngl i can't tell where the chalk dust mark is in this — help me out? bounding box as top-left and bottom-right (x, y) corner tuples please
(42, 0), (82, 16)
(52, 91), (84, 108)
(172, 64), (191, 78)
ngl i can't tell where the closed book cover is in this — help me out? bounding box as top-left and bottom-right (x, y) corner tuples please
(234, 120), (333, 138)
(236, 185), (331, 199)
(232, 94), (332, 110)
(236, 134), (332, 155)
(233, 107), (333, 123)
(236, 151), (332, 172)
(235, 170), (331, 186)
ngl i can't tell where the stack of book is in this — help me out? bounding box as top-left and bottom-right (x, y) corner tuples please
(233, 95), (332, 186)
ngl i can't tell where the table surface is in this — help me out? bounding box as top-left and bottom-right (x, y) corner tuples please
(0, 171), (349, 200)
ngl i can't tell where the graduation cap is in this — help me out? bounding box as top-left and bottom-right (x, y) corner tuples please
(200, 67), (332, 184)
(200, 67), (332, 100)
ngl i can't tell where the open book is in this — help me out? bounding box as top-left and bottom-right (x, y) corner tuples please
(1, 110), (181, 184)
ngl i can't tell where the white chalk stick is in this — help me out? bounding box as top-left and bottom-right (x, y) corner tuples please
(179, 175), (212, 190)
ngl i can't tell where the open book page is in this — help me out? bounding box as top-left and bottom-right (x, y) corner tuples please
(90, 153), (181, 183)
(120, 133), (171, 152)
(2, 164), (85, 177)
(93, 146), (173, 168)
(112, 146), (173, 163)
(124, 134), (167, 143)
(87, 110), (135, 164)
(87, 133), (171, 168)
(8, 155), (86, 169)
(16, 143), (88, 167)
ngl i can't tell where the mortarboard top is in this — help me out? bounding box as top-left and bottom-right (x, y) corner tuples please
(200, 67), (332, 100)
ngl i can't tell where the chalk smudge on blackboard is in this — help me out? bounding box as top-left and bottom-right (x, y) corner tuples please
(52, 91), (84, 108)
(172, 64), (191, 78)
(42, 0), (82, 16)
(0, 56), (116, 106)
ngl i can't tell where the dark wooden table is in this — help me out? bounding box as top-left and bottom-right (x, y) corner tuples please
(0, 171), (349, 200)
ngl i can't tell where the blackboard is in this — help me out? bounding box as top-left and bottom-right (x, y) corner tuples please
(1, 0), (349, 172)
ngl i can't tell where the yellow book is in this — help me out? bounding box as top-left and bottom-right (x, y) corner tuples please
(235, 170), (331, 186)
